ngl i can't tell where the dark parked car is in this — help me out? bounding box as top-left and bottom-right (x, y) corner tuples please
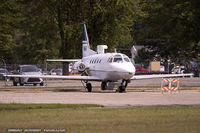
(12, 65), (44, 86)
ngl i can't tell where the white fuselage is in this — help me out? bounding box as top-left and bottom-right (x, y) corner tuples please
(81, 53), (135, 81)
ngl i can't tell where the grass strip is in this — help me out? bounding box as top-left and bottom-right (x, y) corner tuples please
(0, 105), (200, 133)
(0, 103), (103, 111)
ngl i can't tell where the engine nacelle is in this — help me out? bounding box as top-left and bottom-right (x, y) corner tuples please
(77, 62), (86, 72)
(71, 61), (87, 74)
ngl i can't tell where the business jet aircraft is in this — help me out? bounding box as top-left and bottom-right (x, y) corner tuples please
(5, 24), (193, 92)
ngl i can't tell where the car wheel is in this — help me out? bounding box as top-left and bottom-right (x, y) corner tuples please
(33, 84), (37, 86)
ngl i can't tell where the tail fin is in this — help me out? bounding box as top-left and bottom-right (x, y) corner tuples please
(82, 24), (96, 57)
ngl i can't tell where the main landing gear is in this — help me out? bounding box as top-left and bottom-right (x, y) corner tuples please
(117, 80), (130, 93)
(101, 80), (129, 93)
(86, 82), (92, 92)
(101, 82), (107, 90)
(82, 80), (130, 93)
(81, 81), (92, 92)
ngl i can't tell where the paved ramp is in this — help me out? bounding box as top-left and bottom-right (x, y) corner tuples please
(0, 90), (200, 107)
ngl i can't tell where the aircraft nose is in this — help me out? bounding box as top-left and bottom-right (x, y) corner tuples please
(126, 68), (135, 76)
(118, 64), (135, 77)
(128, 71), (135, 76)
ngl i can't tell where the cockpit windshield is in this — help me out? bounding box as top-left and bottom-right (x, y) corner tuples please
(113, 55), (123, 63)
(108, 54), (130, 63)
(123, 55), (130, 62)
(113, 57), (123, 62)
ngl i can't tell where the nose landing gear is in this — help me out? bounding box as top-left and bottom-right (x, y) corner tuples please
(82, 80), (130, 93)
(117, 80), (130, 93)
(81, 81), (92, 92)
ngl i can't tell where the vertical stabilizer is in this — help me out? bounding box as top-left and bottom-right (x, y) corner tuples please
(82, 24), (96, 57)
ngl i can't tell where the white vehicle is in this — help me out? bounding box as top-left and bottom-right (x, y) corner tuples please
(12, 65), (44, 86)
(171, 66), (185, 74)
(6, 24), (193, 92)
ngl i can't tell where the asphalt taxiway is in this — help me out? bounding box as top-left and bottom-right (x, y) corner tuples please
(0, 90), (200, 107)
(0, 78), (200, 107)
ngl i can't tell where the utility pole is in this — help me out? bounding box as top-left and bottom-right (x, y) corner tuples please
(2, 59), (7, 87)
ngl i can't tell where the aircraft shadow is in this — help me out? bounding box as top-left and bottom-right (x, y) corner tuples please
(53, 89), (118, 93)
(53, 89), (82, 92)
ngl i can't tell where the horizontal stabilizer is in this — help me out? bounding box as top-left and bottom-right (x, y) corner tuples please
(46, 59), (80, 62)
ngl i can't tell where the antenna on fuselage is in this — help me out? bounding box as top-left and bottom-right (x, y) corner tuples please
(114, 48), (117, 53)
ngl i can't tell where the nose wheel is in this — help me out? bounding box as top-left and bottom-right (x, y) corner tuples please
(118, 86), (126, 93)
(117, 80), (129, 93)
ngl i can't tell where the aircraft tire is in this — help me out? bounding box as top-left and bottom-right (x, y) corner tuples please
(86, 83), (92, 92)
(19, 79), (24, 86)
(118, 86), (126, 93)
(101, 82), (107, 90)
(40, 82), (44, 86)
(13, 78), (19, 86)
(13, 81), (18, 86)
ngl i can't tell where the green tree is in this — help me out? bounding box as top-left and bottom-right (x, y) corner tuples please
(15, 0), (60, 64)
(133, 0), (200, 63)
(0, 0), (23, 62)
(1, 0), (142, 69)
(86, 0), (140, 51)
(134, 48), (154, 67)
(45, 0), (140, 74)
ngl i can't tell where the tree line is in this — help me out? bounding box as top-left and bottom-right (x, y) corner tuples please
(0, 0), (199, 66)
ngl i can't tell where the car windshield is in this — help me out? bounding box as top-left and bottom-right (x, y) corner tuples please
(0, 70), (5, 73)
(0, 69), (8, 73)
(21, 66), (38, 72)
(55, 69), (62, 72)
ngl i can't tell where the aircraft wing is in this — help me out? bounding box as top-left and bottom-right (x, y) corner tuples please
(5, 74), (102, 81)
(131, 73), (193, 80)
(46, 59), (80, 62)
